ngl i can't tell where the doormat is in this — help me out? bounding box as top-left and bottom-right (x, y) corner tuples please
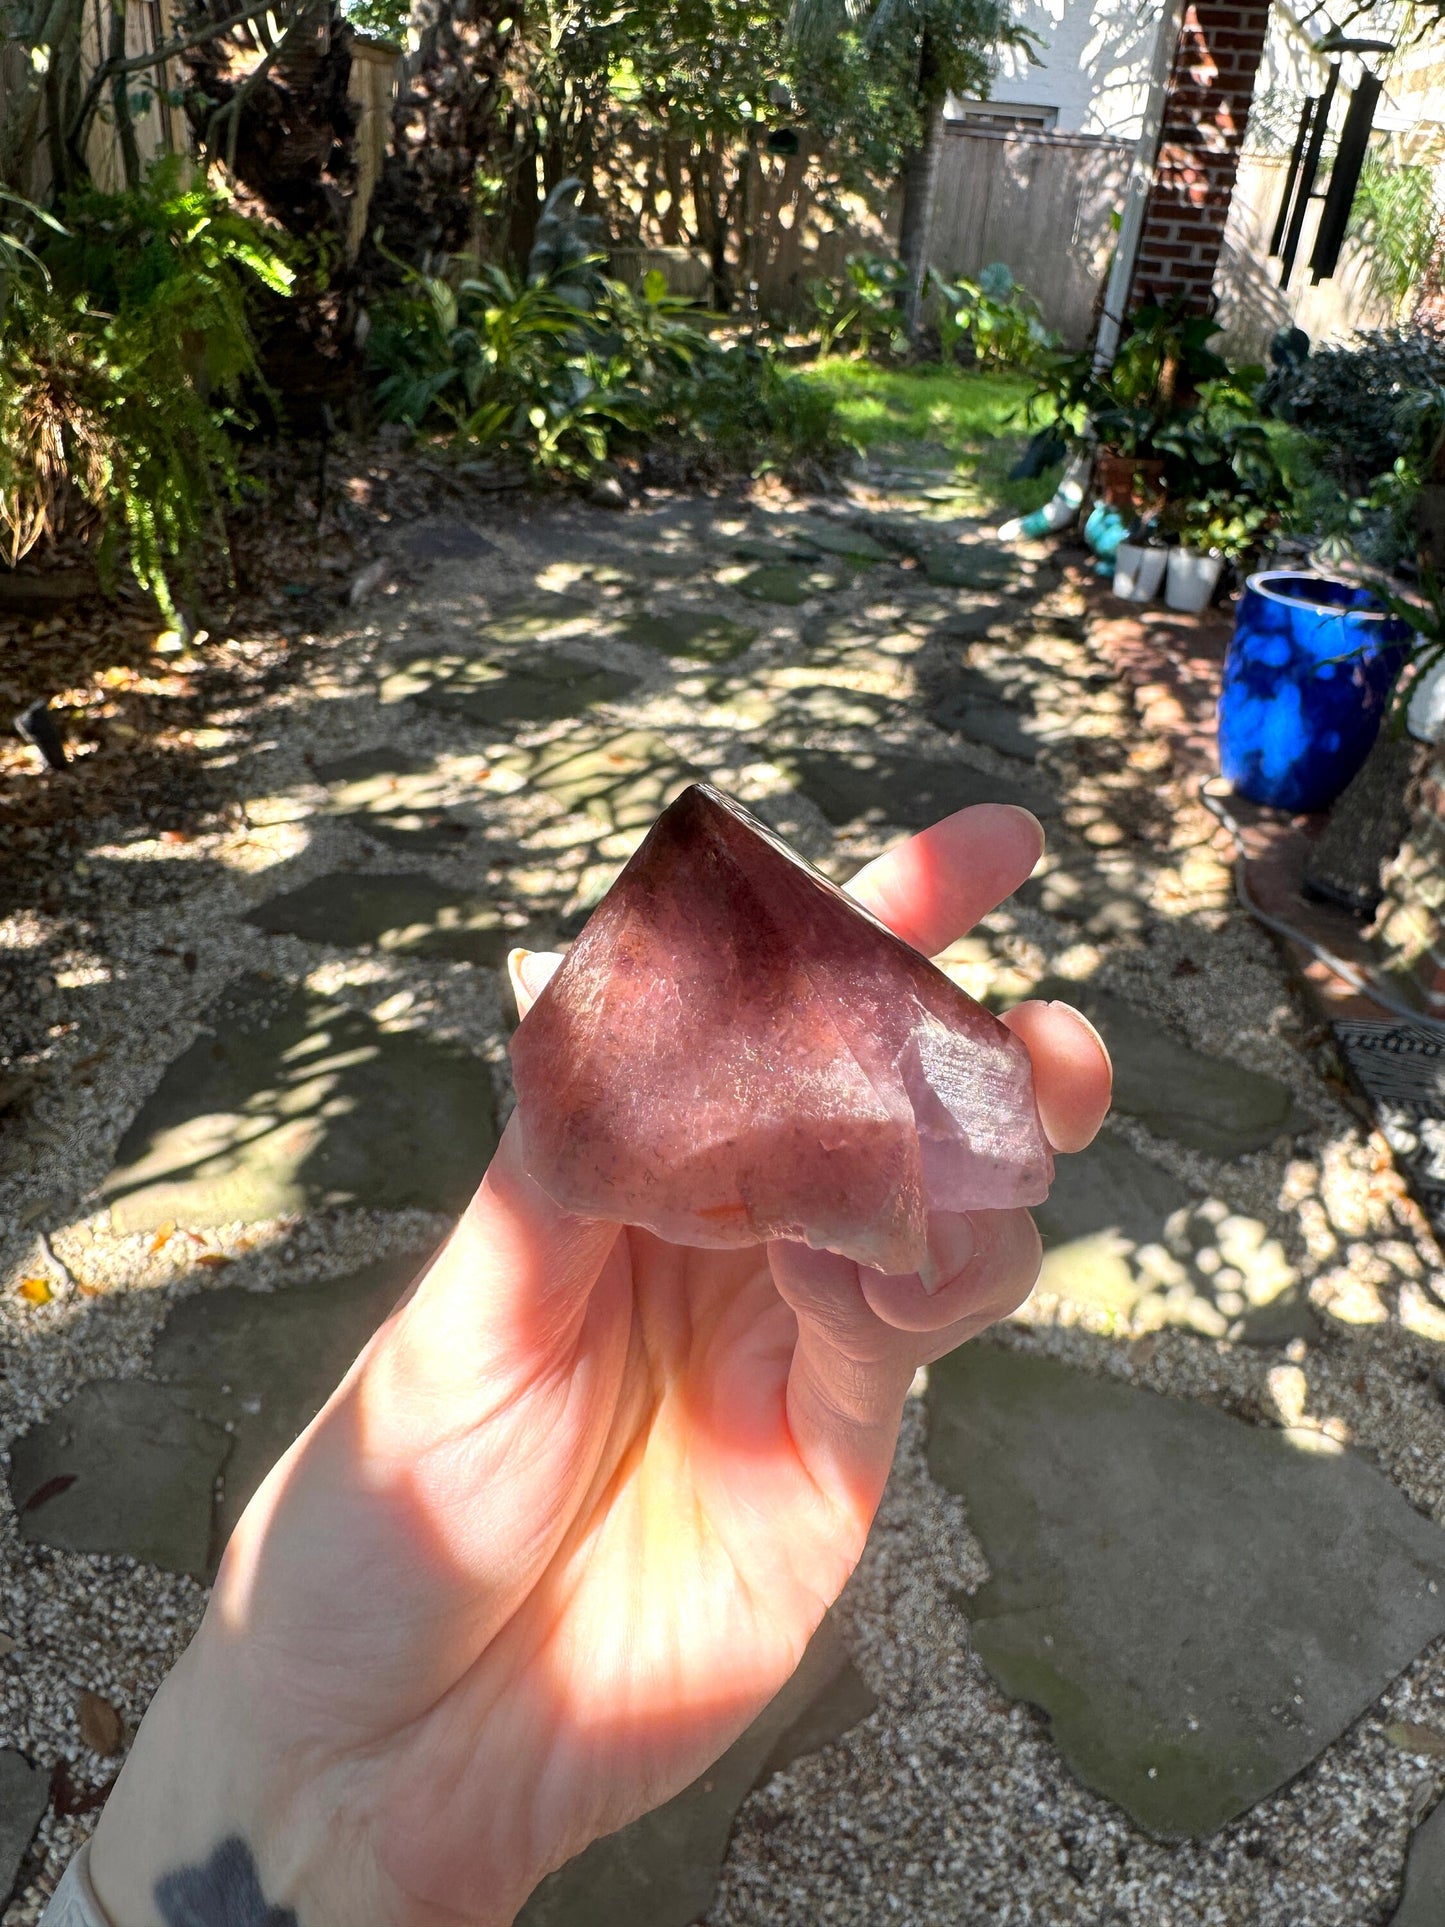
(1332, 1019), (1445, 1242)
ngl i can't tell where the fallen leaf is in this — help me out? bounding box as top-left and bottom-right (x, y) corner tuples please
(149, 1220), (177, 1255)
(18, 1277), (52, 1305)
(76, 1690), (125, 1756)
(195, 1253), (232, 1269)
(21, 1473), (76, 1512)
(50, 1759), (118, 1817)
(0, 1630), (17, 1657)
(1386, 1720), (1445, 1757)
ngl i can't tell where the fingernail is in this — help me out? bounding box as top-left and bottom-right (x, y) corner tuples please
(918, 1213), (977, 1294)
(1050, 999), (1113, 1074)
(998, 804), (1046, 865)
(508, 947), (554, 1008)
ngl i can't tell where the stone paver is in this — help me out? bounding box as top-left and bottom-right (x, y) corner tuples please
(620, 611), (757, 663)
(479, 593), (595, 643)
(928, 1344), (1445, 1837)
(493, 727), (699, 837)
(736, 563), (847, 605)
(100, 973), (497, 1230)
(317, 750), (486, 851)
(1032, 977), (1309, 1157)
(921, 542), (1018, 590)
(10, 1380), (228, 1574)
(151, 1250), (426, 1553)
(382, 654), (641, 730)
(1033, 1132), (1308, 1340)
(399, 516), (495, 563)
(1389, 1795), (1445, 1926)
(925, 664), (1055, 761)
(0, 1750), (48, 1905)
(781, 746), (1055, 832)
(10, 1252), (425, 1574)
(248, 872), (513, 963)
(520, 1614), (875, 1927)
(1015, 846), (1152, 939)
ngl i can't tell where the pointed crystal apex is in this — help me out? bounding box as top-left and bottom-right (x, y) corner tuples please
(510, 784), (1052, 1273)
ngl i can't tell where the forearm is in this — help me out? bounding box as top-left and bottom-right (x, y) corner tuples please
(76, 1637), (365, 1927)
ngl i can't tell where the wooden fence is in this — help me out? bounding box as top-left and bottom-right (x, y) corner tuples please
(925, 127), (1131, 347)
(751, 125), (1130, 346)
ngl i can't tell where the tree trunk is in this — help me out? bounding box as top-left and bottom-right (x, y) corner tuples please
(368, 0), (514, 268)
(898, 92), (944, 344)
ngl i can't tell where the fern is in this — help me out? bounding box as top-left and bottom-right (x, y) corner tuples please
(0, 159), (292, 616)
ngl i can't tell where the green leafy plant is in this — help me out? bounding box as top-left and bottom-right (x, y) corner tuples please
(807, 253), (910, 359)
(0, 160), (292, 615)
(1355, 565), (1445, 729)
(1348, 155), (1444, 317)
(926, 262), (1057, 370)
(369, 255), (848, 482)
(669, 342), (852, 478)
(1268, 320), (1445, 493)
(1032, 298), (1233, 459)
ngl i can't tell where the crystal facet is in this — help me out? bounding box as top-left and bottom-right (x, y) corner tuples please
(510, 784), (1052, 1273)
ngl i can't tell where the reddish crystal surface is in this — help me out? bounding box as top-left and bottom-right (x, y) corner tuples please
(510, 784), (1052, 1273)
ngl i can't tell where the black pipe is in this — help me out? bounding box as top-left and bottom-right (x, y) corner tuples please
(1270, 94), (1316, 257)
(1280, 61), (1338, 285)
(1310, 68), (1382, 282)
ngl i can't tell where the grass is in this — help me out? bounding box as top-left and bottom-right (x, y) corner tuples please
(796, 357), (1062, 515)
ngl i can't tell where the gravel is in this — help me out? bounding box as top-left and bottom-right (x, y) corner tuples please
(3, 471), (1445, 1924)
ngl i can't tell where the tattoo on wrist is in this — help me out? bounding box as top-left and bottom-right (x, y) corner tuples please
(155, 1838), (298, 1927)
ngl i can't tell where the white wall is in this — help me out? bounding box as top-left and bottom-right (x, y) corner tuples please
(955, 0), (1168, 140)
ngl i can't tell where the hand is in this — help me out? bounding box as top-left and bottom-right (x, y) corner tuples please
(89, 803), (1110, 1927)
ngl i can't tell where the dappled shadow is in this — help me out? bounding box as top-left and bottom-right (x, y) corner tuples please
(97, 973), (499, 1232)
(780, 744), (1057, 833)
(381, 652), (643, 732)
(1031, 1134), (1311, 1344)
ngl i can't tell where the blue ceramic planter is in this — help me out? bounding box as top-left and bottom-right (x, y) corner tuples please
(1218, 571), (1411, 813)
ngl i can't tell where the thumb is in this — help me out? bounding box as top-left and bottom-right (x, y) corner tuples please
(378, 1115), (622, 1422)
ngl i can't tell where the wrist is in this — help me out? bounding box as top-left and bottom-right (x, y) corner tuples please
(88, 1636), (375, 1927)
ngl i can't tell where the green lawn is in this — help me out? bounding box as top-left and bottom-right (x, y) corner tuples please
(797, 357), (1062, 515)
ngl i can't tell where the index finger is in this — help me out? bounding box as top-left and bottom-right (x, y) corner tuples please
(844, 803), (1045, 958)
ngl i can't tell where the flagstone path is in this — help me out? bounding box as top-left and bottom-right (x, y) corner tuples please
(3, 468), (1445, 1924)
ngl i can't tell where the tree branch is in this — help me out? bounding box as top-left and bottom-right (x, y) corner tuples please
(66, 0), (292, 161)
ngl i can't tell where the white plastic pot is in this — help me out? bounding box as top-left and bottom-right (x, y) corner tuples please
(1113, 542), (1167, 602)
(1165, 545), (1224, 613)
(1408, 650), (1445, 744)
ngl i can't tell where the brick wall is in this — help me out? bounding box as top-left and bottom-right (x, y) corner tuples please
(1373, 746), (1445, 1017)
(1131, 0), (1273, 309)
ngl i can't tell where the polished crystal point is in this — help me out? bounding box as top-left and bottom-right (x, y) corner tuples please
(510, 784), (1052, 1273)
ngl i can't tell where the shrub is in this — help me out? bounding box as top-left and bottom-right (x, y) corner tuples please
(668, 344), (851, 480)
(926, 263), (1058, 370)
(368, 261), (850, 483)
(807, 253), (910, 360)
(0, 160), (292, 616)
(1268, 320), (1445, 493)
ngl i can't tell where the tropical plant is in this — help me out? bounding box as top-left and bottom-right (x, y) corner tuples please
(669, 340), (851, 476)
(808, 252), (910, 357)
(1355, 564), (1445, 730)
(368, 254), (847, 480)
(0, 162), (292, 614)
(927, 261), (1056, 369)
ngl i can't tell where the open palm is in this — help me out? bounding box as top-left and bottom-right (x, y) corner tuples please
(90, 804), (1110, 1927)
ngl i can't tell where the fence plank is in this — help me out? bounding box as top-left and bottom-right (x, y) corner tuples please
(928, 128), (1131, 347)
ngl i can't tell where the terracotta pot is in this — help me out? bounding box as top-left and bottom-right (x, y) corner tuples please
(1094, 451), (1166, 513)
